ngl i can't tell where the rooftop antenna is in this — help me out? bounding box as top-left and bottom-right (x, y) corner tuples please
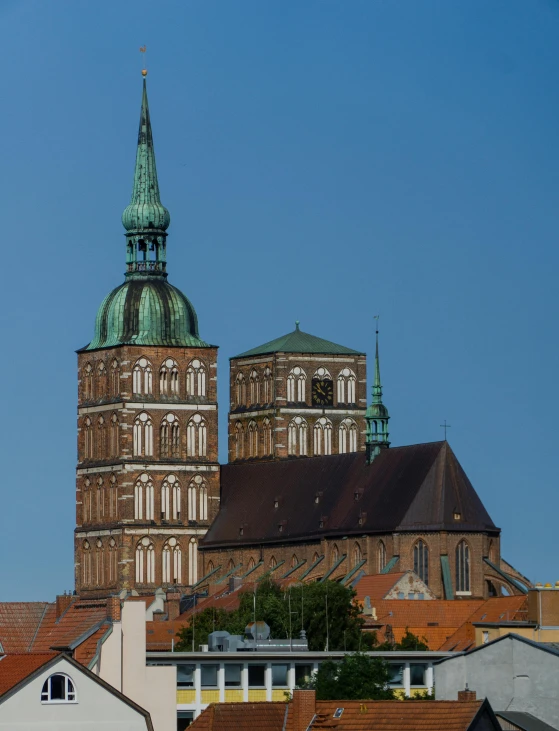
(440, 420), (451, 440)
(140, 45), (147, 77)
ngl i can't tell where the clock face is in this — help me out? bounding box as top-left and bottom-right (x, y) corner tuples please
(312, 378), (334, 406)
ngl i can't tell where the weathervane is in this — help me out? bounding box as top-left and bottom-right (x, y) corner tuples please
(140, 45), (147, 77)
(440, 420), (451, 440)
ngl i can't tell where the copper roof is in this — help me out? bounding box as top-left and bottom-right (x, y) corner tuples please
(203, 442), (497, 548)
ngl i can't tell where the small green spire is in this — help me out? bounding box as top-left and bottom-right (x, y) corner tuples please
(366, 319), (390, 463)
(122, 77), (170, 279)
(295, 320), (300, 331)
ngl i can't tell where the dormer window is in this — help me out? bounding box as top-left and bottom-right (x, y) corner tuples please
(41, 674), (76, 703)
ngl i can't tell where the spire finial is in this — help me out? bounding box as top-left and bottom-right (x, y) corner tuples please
(366, 315), (390, 463)
(122, 71), (170, 279)
(140, 45), (147, 77)
(295, 320), (300, 331)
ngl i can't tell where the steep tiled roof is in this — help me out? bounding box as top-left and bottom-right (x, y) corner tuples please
(353, 574), (406, 602)
(0, 603), (51, 652)
(0, 652), (58, 696)
(203, 442), (497, 548)
(189, 701), (287, 731)
(31, 600), (108, 652)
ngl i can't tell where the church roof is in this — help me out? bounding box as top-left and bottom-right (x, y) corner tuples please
(202, 442), (498, 549)
(234, 324), (363, 358)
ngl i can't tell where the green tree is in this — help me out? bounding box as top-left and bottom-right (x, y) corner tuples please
(396, 628), (429, 651)
(300, 653), (395, 700)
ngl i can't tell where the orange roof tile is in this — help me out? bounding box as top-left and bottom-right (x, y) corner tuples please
(353, 574), (406, 603)
(0, 603), (51, 653)
(189, 701), (287, 731)
(73, 627), (109, 667)
(146, 619), (189, 652)
(31, 600), (108, 653)
(0, 652), (58, 696)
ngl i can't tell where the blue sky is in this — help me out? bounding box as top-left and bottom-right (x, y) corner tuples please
(0, 0), (557, 600)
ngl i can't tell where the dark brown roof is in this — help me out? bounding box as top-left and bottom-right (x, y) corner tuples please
(203, 442), (497, 548)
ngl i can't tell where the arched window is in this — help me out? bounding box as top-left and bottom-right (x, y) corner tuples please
(488, 539), (497, 563)
(207, 560), (215, 573)
(186, 414), (207, 457)
(160, 357), (179, 396)
(270, 556), (277, 569)
(338, 418), (358, 454)
(413, 540), (429, 585)
(337, 368), (356, 404)
(83, 363), (94, 400)
(263, 367), (272, 403)
(262, 417), (272, 455)
(247, 557), (255, 571)
(136, 537), (155, 584)
(161, 478), (170, 520)
(133, 412), (153, 456)
(95, 538), (104, 586)
(235, 373), (246, 406)
(235, 421), (245, 459)
(110, 413), (119, 457)
(248, 420), (259, 457)
(83, 417), (93, 459)
(110, 358), (120, 397)
(97, 415), (106, 459)
(291, 554), (298, 568)
(353, 543), (362, 567)
(162, 474), (180, 520)
(96, 476), (104, 520)
(249, 370), (260, 404)
(378, 541), (386, 572)
(188, 538), (198, 585)
(228, 559), (235, 571)
(41, 674), (76, 703)
(108, 474), (118, 519)
(82, 540), (91, 586)
(132, 357), (153, 395)
(313, 552), (320, 564)
(288, 416), (308, 456)
(162, 537), (182, 584)
(134, 474), (154, 520)
(82, 478), (91, 523)
(108, 537), (117, 583)
(186, 359), (206, 398)
(331, 544), (339, 566)
(199, 482), (208, 521)
(160, 412), (180, 458)
(287, 367), (306, 403)
(188, 481), (197, 521)
(313, 417), (332, 456)
(97, 361), (107, 398)
(456, 540), (470, 592)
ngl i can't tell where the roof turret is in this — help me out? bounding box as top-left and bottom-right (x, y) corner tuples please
(365, 322), (390, 461)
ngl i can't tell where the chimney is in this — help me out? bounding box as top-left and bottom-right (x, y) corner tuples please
(107, 596), (122, 622)
(458, 686), (477, 702)
(55, 593), (74, 620)
(165, 592), (181, 621)
(292, 690), (316, 731)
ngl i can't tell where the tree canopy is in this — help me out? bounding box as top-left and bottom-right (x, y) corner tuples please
(298, 653), (395, 700)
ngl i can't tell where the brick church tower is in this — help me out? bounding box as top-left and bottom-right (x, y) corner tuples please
(228, 324), (367, 461)
(75, 76), (219, 598)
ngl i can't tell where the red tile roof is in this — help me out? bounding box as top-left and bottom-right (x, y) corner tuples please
(189, 702), (287, 731)
(0, 603), (51, 653)
(353, 574), (407, 603)
(439, 596), (528, 651)
(0, 653), (58, 696)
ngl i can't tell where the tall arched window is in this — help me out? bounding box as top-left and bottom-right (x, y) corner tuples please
(160, 358), (179, 396)
(133, 412), (153, 456)
(331, 544), (339, 566)
(188, 482), (197, 521)
(337, 368), (356, 404)
(96, 476), (104, 520)
(186, 359), (206, 398)
(235, 421), (245, 459)
(199, 482), (208, 521)
(109, 474), (117, 519)
(108, 537), (117, 584)
(287, 367), (306, 403)
(110, 358), (120, 397)
(270, 556), (277, 569)
(97, 361), (107, 399)
(378, 541), (386, 572)
(83, 363), (94, 400)
(188, 538), (198, 585)
(132, 357), (153, 395)
(186, 414), (207, 457)
(288, 416), (308, 456)
(353, 543), (362, 567)
(160, 412), (180, 458)
(136, 537), (155, 584)
(291, 554), (298, 568)
(82, 478), (91, 523)
(162, 474), (180, 520)
(263, 367), (272, 403)
(313, 417), (332, 455)
(110, 413), (119, 457)
(82, 540), (91, 586)
(262, 417), (272, 455)
(456, 540), (470, 592)
(249, 370), (260, 404)
(248, 421), (259, 457)
(161, 478), (170, 520)
(97, 415), (106, 459)
(95, 539), (104, 586)
(134, 474), (154, 520)
(83, 417), (93, 459)
(247, 557), (255, 571)
(413, 540), (429, 585)
(339, 418), (358, 454)
(162, 537), (181, 584)
(235, 373), (246, 406)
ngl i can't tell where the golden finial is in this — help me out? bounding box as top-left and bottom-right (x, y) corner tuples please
(140, 45), (147, 76)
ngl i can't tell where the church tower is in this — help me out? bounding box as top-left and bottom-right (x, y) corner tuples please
(75, 75), (219, 598)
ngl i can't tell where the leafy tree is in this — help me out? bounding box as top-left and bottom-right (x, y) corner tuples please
(374, 628), (429, 651)
(299, 653), (395, 700)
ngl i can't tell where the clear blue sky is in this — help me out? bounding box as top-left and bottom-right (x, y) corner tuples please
(0, 0), (557, 600)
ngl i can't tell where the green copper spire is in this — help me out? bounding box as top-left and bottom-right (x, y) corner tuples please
(365, 321), (390, 462)
(122, 77), (170, 278)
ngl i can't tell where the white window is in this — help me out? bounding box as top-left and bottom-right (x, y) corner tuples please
(378, 541), (386, 572)
(41, 673), (76, 703)
(339, 418), (358, 453)
(288, 416), (308, 456)
(188, 483), (197, 521)
(263, 367), (272, 403)
(83, 362), (94, 400)
(186, 413), (207, 457)
(82, 541), (91, 586)
(186, 359), (206, 397)
(132, 357), (153, 395)
(162, 474), (180, 520)
(235, 373), (246, 406)
(161, 479), (170, 520)
(110, 358), (120, 397)
(95, 539), (104, 586)
(163, 537), (181, 584)
(133, 412), (153, 456)
(136, 537), (155, 584)
(287, 367), (306, 403)
(337, 368), (356, 404)
(108, 537), (117, 583)
(235, 421), (244, 459)
(262, 417), (272, 455)
(248, 421), (259, 457)
(160, 412), (180, 458)
(134, 474), (154, 520)
(160, 357), (179, 396)
(313, 417), (332, 456)
(199, 483), (208, 521)
(249, 370), (260, 404)
(188, 538), (198, 585)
